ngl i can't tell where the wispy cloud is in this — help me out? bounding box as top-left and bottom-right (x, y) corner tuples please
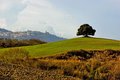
(0, 0), (119, 39)
(11, 0), (76, 37)
(0, 0), (76, 37)
(0, 0), (26, 27)
(0, 18), (7, 27)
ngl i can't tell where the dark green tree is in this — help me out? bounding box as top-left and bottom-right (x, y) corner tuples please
(77, 24), (96, 37)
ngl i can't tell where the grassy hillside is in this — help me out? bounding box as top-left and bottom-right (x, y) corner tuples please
(0, 37), (120, 79)
(22, 37), (120, 57)
(0, 37), (119, 57)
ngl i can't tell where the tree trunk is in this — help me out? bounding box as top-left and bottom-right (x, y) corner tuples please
(84, 34), (88, 37)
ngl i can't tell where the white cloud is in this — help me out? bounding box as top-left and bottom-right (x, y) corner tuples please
(0, 0), (27, 28)
(0, 0), (24, 12)
(0, 0), (119, 39)
(0, 0), (10, 12)
(12, 0), (76, 38)
(0, 18), (7, 27)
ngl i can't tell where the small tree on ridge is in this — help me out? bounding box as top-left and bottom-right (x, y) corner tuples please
(77, 24), (96, 37)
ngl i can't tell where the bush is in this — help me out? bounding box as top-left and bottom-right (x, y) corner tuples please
(0, 48), (29, 62)
(0, 39), (46, 48)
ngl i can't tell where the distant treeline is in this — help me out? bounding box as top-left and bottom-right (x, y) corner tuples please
(0, 38), (46, 48)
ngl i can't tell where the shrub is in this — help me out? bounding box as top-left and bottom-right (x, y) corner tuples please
(0, 48), (29, 62)
(0, 39), (46, 48)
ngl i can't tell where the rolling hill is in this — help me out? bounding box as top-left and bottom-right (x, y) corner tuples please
(0, 37), (119, 57)
(22, 37), (120, 57)
(0, 37), (120, 80)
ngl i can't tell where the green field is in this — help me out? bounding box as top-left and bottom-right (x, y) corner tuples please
(0, 37), (120, 57)
(25, 37), (120, 57)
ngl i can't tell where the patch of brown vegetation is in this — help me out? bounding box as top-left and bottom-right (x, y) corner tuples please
(0, 49), (120, 80)
(0, 39), (46, 48)
(41, 49), (120, 60)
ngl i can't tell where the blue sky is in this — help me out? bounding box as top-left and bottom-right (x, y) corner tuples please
(0, 0), (120, 40)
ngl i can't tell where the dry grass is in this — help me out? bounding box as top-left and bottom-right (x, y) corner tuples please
(0, 48), (120, 80)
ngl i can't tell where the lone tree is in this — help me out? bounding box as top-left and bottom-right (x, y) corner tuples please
(77, 24), (96, 37)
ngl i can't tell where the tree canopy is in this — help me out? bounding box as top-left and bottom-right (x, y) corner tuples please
(77, 24), (96, 37)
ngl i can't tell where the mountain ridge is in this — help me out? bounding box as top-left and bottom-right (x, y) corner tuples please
(0, 28), (65, 42)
